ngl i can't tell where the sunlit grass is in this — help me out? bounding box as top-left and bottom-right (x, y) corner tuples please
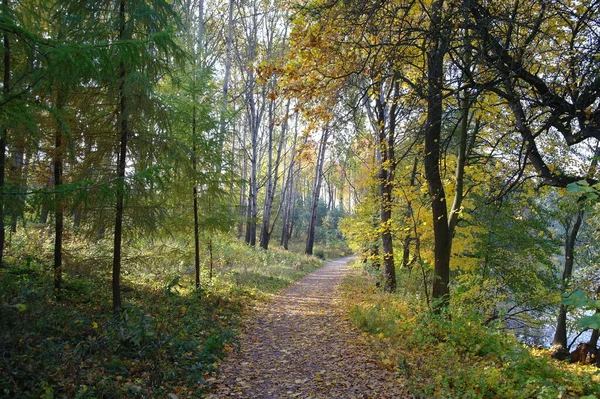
(341, 261), (600, 399)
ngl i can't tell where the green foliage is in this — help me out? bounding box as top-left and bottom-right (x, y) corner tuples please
(342, 268), (600, 399)
(567, 180), (600, 201)
(562, 290), (600, 329)
(0, 232), (322, 398)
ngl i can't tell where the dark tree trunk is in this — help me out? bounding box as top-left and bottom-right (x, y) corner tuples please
(112, 0), (128, 315)
(0, 0), (9, 267)
(193, 114), (201, 291)
(552, 209), (584, 357)
(425, 0), (451, 311)
(375, 82), (398, 293)
(191, 2), (203, 292)
(54, 95), (65, 295)
(245, 174), (257, 246)
(40, 205), (49, 224)
(9, 147), (23, 233)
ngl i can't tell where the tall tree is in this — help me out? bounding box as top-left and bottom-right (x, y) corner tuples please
(305, 126), (329, 255)
(551, 207), (584, 358)
(112, 0), (130, 313)
(424, 0), (451, 310)
(0, 0), (9, 267)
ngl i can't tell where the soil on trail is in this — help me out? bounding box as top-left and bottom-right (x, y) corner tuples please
(207, 257), (412, 399)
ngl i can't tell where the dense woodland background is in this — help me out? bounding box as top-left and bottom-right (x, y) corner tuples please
(1, 0), (600, 397)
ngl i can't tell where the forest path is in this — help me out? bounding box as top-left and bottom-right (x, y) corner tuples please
(206, 256), (412, 399)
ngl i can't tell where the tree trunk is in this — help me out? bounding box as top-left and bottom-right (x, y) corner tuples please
(193, 114), (201, 290)
(244, 27), (260, 247)
(375, 82), (398, 293)
(425, 0), (451, 311)
(9, 144), (24, 233)
(238, 121), (247, 238)
(112, 0), (129, 315)
(402, 157), (419, 269)
(448, 19), (474, 245)
(54, 94), (65, 295)
(305, 128), (329, 255)
(0, 0), (10, 267)
(281, 163), (299, 250)
(447, 93), (471, 239)
(281, 115), (301, 249)
(218, 0), (234, 171)
(260, 99), (288, 249)
(192, 0), (204, 291)
(244, 153), (257, 246)
(552, 209), (584, 357)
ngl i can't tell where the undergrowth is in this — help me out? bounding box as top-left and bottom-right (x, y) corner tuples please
(0, 230), (322, 398)
(341, 267), (600, 399)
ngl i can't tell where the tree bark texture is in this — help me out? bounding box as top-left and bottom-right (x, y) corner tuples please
(425, 0), (451, 310)
(552, 210), (584, 353)
(375, 82), (398, 293)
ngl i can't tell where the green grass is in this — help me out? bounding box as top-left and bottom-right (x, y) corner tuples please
(283, 238), (353, 261)
(0, 231), (323, 399)
(341, 264), (600, 399)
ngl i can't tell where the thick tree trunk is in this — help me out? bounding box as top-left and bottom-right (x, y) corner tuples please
(305, 128), (329, 255)
(552, 210), (584, 357)
(375, 83), (398, 293)
(425, 0), (451, 311)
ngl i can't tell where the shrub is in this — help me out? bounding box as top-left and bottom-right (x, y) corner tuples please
(341, 267), (600, 399)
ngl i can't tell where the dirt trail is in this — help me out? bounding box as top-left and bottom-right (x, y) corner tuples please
(207, 257), (412, 399)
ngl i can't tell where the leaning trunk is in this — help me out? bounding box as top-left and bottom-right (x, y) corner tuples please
(552, 210), (584, 356)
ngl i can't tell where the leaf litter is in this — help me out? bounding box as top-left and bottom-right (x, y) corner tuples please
(207, 257), (414, 398)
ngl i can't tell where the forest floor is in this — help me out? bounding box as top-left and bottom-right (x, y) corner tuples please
(207, 256), (413, 399)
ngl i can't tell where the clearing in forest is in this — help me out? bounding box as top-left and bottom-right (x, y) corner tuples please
(207, 257), (412, 399)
